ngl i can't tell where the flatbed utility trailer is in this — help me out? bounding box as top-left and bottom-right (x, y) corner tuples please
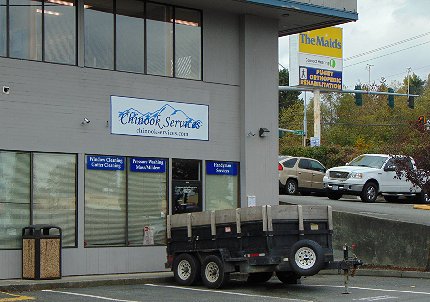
(166, 205), (362, 289)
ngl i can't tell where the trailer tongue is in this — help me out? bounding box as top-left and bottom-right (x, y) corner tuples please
(166, 205), (362, 289)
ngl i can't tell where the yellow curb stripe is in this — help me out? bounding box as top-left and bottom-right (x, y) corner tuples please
(413, 205), (430, 210)
(0, 292), (34, 302)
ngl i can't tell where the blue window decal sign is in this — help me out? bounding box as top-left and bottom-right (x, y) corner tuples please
(206, 161), (238, 176)
(299, 66), (342, 90)
(130, 158), (166, 173)
(87, 155), (125, 171)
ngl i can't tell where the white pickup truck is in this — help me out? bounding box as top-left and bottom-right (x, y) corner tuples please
(323, 154), (427, 203)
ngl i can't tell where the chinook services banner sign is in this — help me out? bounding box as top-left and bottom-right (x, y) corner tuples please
(289, 27), (343, 90)
(111, 96), (209, 141)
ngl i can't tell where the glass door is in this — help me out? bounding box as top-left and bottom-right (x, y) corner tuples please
(172, 159), (202, 215)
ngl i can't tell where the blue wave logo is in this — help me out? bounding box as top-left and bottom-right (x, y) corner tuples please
(118, 104), (203, 130)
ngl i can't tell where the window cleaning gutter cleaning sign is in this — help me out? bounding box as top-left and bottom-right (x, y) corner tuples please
(289, 27), (343, 91)
(111, 96), (209, 141)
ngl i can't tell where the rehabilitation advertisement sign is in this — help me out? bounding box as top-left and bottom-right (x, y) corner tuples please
(289, 27), (343, 91)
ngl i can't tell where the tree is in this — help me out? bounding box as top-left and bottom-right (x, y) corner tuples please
(403, 73), (426, 96)
(279, 68), (301, 111)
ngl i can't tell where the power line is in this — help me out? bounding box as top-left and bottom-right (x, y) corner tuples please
(344, 31), (430, 61)
(384, 64), (430, 80)
(344, 40), (430, 68)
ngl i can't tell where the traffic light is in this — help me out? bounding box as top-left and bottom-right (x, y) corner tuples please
(408, 96), (415, 109)
(279, 130), (285, 138)
(305, 138), (310, 146)
(354, 85), (362, 106)
(387, 88), (394, 109)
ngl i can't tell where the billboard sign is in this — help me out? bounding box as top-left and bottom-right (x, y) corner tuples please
(289, 27), (343, 91)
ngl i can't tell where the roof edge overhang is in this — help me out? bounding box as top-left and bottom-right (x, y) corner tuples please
(244, 0), (358, 36)
(246, 0), (358, 20)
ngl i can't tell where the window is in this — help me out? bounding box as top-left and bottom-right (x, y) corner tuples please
(128, 158), (167, 246)
(175, 8), (201, 80)
(309, 160), (325, 172)
(0, 151), (77, 249)
(84, 0), (114, 69)
(6, 0), (76, 63)
(44, 0), (76, 64)
(205, 161), (239, 211)
(85, 155), (126, 246)
(0, 0), (6, 56)
(85, 155), (167, 247)
(298, 159), (310, 169)
(146, 2), (173, 77)
(0, 151), (30, 249)
(9, 0), (42, 60)
(116, 0), (145, 73)
(32, 153), (76, 247)
(282, 158), (297, 169)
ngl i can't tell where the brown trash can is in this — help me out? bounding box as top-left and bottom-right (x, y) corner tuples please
(22, 225), (62, 280)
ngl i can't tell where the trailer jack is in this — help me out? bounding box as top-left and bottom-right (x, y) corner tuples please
(338, 244), (363, 294)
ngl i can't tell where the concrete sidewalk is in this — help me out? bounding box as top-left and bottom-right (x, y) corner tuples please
(1, 269), (429, 293)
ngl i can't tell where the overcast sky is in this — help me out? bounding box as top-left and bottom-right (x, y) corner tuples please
(279, 0), (430, 90)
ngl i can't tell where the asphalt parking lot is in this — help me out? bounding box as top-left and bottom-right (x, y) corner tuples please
(3, 274), (430, 302)
(279, 194), (430, 226)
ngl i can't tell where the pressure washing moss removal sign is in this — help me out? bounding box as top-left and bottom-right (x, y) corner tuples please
(111, 96), (209, 141)
(289, 27), (343, 90)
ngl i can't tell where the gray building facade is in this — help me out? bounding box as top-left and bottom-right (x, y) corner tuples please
(0, 0), (357, 279)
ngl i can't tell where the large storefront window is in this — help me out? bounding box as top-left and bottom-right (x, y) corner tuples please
(32, 153), (76, 247)
(6, 0), (76, 63)
(85, 155), (126, 246)
(0, 152), (30, 249)
(175, 8), (201, 80)
(84, 0), (114, 69)
(0, 151), (77, 249)
(116, 0), (145, 73)
(128, 158), (167, 246)
(85, 155), (168, 247)
(0, 0), (6, 57)
(44, 0), (76, 64)
(9, 0), (42, 60)
(205, 161), (239, 211)
(146, 2), (173, 77)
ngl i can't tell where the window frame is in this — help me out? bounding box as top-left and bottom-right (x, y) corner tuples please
(0, 149), (78, 250)
(2, 0), (78, 65)
(84, 154), (169, 248)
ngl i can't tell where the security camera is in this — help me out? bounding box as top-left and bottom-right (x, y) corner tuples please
(2, 86), (10, 94)
(81, 118), (90, 125)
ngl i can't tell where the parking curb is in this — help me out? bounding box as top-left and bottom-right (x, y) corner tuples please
(0, 272), (173, 292)
(319, 269), (430, 279)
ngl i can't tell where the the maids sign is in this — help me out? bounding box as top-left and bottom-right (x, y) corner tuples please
(111, 96), (209, 141)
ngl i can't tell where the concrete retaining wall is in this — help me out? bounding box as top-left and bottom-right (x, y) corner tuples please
(333, 211), (430, 270)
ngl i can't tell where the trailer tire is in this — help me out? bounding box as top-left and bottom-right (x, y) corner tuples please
(289, 240), (324, 276)
(173, 253), (200, 286)
(276, 271), (301, 284)
(201, 255), (229, 289)
(246, 272), (273, 284)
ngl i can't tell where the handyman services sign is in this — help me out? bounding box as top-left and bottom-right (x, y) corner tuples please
(111, 96), (209, 141)
(289, 27), (343, 90)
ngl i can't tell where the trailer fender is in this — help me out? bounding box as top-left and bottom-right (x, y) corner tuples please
(289, 240), (325, 276)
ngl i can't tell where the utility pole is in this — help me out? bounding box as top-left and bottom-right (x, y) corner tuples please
(303, 91), (307, 147)
(366, 64), (374, 88)
(407, 67), (412, 96)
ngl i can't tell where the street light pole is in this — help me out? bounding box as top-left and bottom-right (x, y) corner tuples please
(407, 67), (412, 96)
(366, 64), (374, 88)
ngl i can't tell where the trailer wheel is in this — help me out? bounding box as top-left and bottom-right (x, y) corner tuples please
(201, 255), (229, 289)
(289, 240), (324, 276)
(173, 253), (200, 286)
(246, 272), (273, 284)
(276, 271), (301, 284)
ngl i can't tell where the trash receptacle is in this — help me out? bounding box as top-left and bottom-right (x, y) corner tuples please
(22, 225), (62, 280)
